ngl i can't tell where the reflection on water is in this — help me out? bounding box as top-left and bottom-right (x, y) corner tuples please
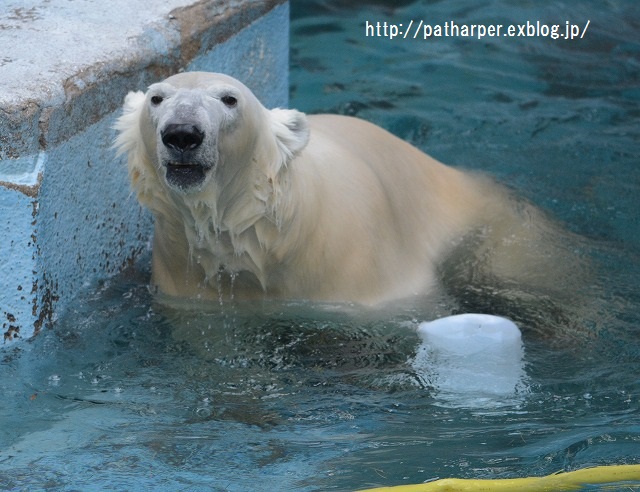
(2, 245), (639, 490)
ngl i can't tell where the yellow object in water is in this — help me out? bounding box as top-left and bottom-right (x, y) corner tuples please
(358, 464), (640, 491)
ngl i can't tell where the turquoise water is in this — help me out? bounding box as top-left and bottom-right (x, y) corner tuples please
(2, 1), (640, 490)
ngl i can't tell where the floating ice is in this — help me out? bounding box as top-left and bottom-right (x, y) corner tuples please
(412, 314), (527, 408)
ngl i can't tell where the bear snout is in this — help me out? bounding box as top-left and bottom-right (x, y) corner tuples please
(158, 123), (214, 192)
(161, 124), (205, 153)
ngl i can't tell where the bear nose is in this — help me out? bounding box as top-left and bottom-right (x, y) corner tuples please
(161, 124), (205, 152)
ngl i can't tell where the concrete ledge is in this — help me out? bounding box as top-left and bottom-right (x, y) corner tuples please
(1, 0), (289, 343)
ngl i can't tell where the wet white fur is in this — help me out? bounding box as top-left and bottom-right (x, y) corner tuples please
(115, 72), (564, 305)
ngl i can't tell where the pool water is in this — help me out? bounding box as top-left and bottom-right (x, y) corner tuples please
(2, 0), (640, 490)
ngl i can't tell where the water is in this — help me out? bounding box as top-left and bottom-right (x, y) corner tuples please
(2, 0), (640, 490)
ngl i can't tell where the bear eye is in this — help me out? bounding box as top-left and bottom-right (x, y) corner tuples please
(221, 95), (237, 108)
(150, 95), (164, 106)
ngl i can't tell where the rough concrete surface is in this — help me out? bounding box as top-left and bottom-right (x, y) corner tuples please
(0, 0), (289, 344)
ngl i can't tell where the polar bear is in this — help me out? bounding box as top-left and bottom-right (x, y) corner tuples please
(114, 72), (578, 308)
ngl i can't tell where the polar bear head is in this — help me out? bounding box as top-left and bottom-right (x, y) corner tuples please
(115, 72), (309, 200)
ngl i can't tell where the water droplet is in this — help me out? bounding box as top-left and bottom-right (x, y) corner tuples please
(196, 407), (212, 418)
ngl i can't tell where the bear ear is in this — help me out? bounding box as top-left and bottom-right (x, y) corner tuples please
(122, 90), (146, 115)
(113, 91), (146, 156)
(269, 108), (310, 164)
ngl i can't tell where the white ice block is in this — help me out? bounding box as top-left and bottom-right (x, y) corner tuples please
(412, 314), (527, 408)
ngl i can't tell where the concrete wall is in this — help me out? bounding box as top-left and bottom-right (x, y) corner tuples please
(0, 0), (289, 344)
